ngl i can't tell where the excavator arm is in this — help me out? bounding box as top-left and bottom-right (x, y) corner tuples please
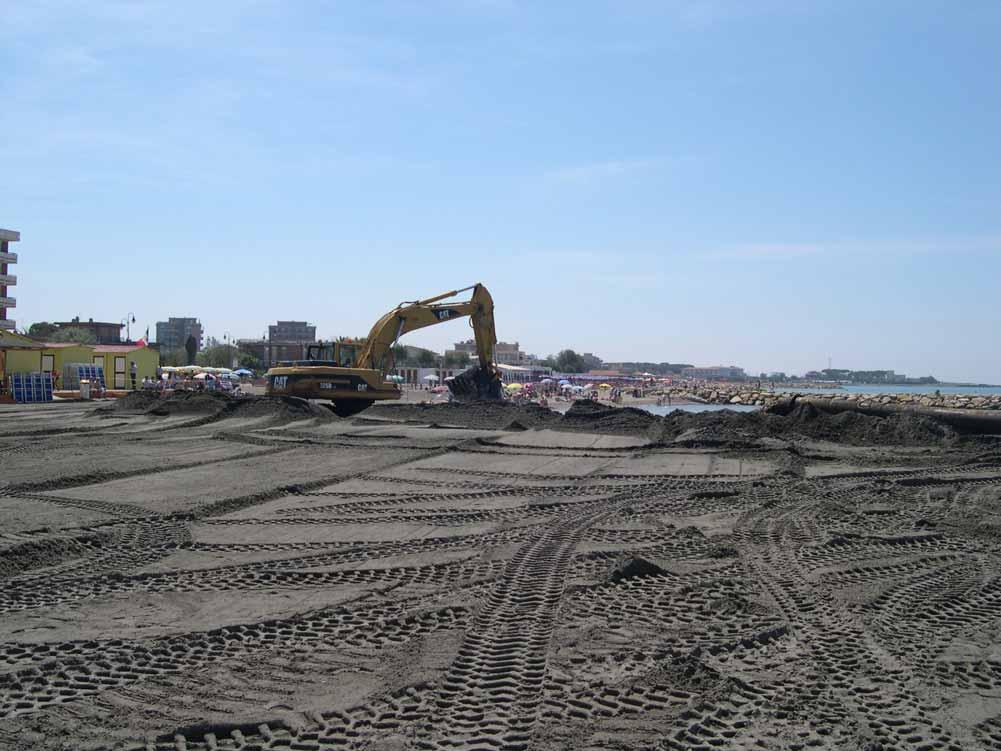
(356, 283), (502, 400)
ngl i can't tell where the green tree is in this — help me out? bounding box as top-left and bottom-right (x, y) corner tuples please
(237, 352), (263, 372)
(554, 349), (586, 373)
(391, 344), (409, 365)
(417, 349), (437, 367)
(196, 344), (239, 368)
(50, 327), (97, 344)
(444, 351), (471, 368)
(27, 322), (58, 340)
(184, 336), (198, 366)
(159, 348), (189, 367)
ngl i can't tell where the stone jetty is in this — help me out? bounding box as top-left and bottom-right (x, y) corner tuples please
(665, 385), (1001, 410)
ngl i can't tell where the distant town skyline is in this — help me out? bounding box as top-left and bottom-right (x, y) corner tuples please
(5, 2), (1000, 384)
(18, 313), (968, 383)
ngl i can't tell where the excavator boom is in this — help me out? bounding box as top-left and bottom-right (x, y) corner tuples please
(358, 284), (496, 371)
(357, 283), (501, 401)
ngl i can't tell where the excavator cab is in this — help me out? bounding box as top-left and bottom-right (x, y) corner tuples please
(299, 341), (360, 368)
(337, 342), (359, 368)
(304, 343), (334, 363)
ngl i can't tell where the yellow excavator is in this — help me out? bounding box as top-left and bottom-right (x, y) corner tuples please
(265, 283), (502, 416)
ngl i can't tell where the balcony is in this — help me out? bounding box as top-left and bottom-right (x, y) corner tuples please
(0, 319), (15, 330)
(0, 252), (17, 265)
(0, 274), (16, 286)
(0, 297), (15, 308)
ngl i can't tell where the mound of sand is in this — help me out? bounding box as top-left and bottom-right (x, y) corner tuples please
(767, 401), (959, 446)
(561, 400), (662, 436)
(608, 555), (666, 583)
(649, 401), (959, 447)
(105, 389), (164, 413)
(98, 392), (335, 422)
(367, 401), (563, 431)
(226, 396), (334, 421)
(370, 398), (960, 447)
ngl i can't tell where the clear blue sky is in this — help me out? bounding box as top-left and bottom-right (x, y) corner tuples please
(3, 1), (999, 382)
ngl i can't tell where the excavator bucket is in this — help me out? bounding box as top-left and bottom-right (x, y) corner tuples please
(448, 365), (503, 401)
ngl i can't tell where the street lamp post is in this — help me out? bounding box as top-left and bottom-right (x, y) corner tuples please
(121, 313), (136, 343)
(223, 332), (236, 369)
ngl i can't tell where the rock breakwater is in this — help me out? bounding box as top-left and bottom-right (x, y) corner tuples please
(668, 386), (1001, 411)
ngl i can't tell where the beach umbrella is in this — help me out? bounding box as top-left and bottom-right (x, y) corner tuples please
(560, 383), (573, 390)
(540, 378), (553, 384)
(423, 374), (439, 381)
(571, 385), (586, 392)
(431, 385), (448, 393)
(234, 368), (253, 376)
(505, 382), (523, 390)
(598, 383), (612, 389)
(193, 372), (212, 380)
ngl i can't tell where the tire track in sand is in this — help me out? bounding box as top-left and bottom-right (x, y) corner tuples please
(414, 493), (638, 751)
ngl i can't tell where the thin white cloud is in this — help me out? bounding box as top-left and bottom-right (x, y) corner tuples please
(43, 46), (104, 75)
(541, 158), (663, 186)
(710, 234), (1001, 260)
(715, 243), (825, 259)
(675, 0), (825, 29)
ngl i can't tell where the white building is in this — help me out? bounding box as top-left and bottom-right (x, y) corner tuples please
(0, 228), (18, 331)
(496, 363), (553, 383)
(394, 366), (463, 386)
(449, 339), (525, 365)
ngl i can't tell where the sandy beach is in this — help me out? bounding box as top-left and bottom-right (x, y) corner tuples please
(1, 393), (999, 750)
